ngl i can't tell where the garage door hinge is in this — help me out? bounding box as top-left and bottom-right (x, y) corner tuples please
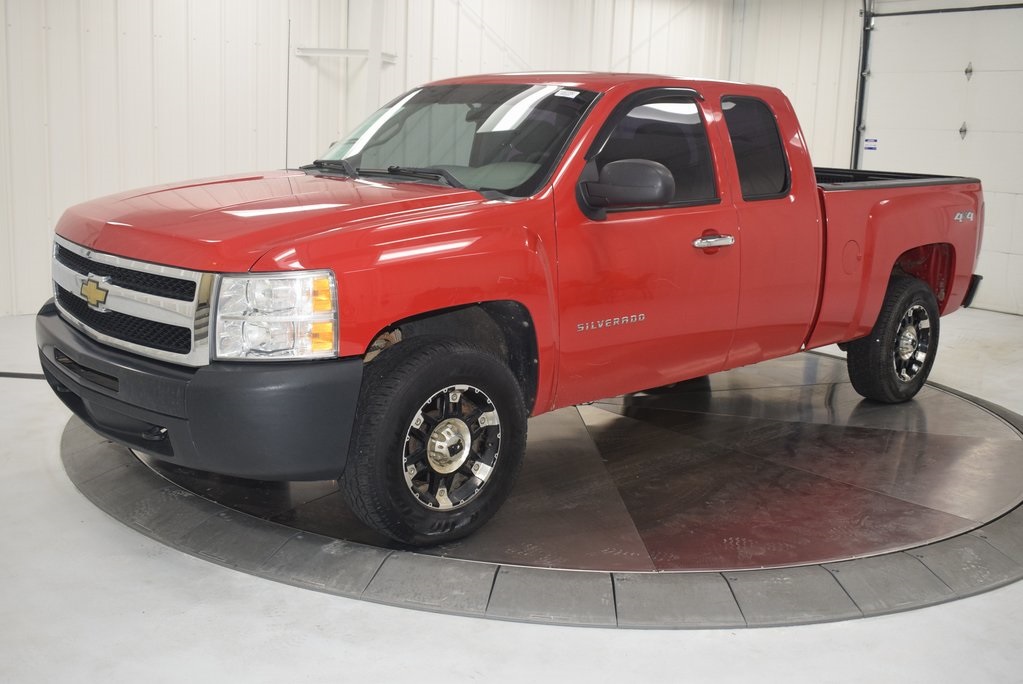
(965, 62), (973, 81)
(959, 122), (968, 140)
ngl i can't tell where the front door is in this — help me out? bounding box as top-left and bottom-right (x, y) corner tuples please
(555, 91), (741, 407)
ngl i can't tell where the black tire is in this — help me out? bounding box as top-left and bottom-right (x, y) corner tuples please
(847, 276), (940, 403)
(340, 337), (527, 546)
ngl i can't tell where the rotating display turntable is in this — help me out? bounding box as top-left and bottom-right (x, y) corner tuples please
(63, 353), (1023, 628)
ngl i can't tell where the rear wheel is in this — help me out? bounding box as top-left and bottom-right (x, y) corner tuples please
(341, 337), (527, 546)
(846, 276), (940, 403)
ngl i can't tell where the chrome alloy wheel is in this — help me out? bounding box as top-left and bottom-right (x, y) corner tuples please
(402, 384), (502, 510)
(893, 303), (932, 382)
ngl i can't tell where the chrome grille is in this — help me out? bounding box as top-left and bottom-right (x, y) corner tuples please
(55, 285), (193, 354)
(55, 245), (197, 302)
(52, 236), (214, 366)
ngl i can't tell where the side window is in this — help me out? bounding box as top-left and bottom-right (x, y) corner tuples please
(596, 98), (717, 204)
(721, 97), (790, 200)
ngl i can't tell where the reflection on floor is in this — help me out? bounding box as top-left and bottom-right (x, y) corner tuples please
(144, 352), (1023, 572)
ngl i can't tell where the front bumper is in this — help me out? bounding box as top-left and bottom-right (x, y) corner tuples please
(36, 300), (362, 480)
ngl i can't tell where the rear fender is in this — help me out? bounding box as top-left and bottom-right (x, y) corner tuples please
(895, 243), (955, 312)
(807, 184), (981, 348)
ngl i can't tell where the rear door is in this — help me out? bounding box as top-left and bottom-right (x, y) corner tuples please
(718, 94), (823, 368)
(554, 89), (741, 406)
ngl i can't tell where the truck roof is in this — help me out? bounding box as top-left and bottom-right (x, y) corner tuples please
(425, 71), (781, 99)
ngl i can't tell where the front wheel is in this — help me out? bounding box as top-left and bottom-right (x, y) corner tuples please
(340, 338), (527, 546)
(846, 276), (940, 403)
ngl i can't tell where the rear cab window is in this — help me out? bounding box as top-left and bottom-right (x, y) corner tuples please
(721, 97), (790, 200)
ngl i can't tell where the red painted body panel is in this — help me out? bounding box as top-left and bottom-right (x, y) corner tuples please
(805, 182), (983, 349)
(711, 88), (824, 368)
(54, 171), (484, 272)
(51, 73), (983, 417)
(252, 191), (562, 412)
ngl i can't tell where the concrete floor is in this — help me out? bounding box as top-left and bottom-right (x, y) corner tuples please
(2, 308), (1023, 682)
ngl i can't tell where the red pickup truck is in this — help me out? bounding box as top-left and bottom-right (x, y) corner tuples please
(37, 73), (983, 545)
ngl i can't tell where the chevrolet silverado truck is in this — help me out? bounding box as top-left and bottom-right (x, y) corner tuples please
(36, 73), (983, 545)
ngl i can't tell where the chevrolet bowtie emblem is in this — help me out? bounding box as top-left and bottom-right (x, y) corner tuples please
(80, 276), (111, 309)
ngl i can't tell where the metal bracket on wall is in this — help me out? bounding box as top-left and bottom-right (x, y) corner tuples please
(294, 47), (397, 64)
(960, 122), (968, 140)
(294, 0), (389, 112)
(965, 61), (973, 81)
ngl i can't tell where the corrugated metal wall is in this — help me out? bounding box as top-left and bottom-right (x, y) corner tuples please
(0, 0), (862, 315)
(732, 0), (861, 168)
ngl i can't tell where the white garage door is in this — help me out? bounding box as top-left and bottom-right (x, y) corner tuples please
(860, 5), (1023, 314)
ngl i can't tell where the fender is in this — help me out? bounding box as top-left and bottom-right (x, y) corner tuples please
(252, 193), (561, 411)
(807, 182), (982, 348)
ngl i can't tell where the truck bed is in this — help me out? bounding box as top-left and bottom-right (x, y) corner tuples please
(816, 167), (980, 190)
(809, 170), (983, 350)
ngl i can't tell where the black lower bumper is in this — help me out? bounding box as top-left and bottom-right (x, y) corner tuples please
(36, 301), (363, 480)
(962, 273), (983, 308)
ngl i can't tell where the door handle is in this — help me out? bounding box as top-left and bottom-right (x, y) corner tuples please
(692, 234), (736, 250)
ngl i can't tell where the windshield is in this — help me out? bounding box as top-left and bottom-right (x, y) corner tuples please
(315, 83), (598, 196)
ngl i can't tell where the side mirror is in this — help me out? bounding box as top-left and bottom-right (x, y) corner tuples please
(582, 159), (675, 208)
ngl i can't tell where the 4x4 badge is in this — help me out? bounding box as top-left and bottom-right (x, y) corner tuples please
(80, 276), (111, 309)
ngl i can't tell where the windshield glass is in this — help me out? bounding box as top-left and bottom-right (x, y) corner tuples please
(317, 83), (598, 196)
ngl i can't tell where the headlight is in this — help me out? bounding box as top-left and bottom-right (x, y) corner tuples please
(214, 271), (338, 360)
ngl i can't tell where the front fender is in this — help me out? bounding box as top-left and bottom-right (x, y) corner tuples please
(252, 194), (561, 411)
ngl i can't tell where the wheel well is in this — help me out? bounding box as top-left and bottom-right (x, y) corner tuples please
(364, 302), (540, 411)
(893, 243), (955, 311)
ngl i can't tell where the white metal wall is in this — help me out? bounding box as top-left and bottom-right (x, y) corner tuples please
(1, 0), (862, 316)
(348, 0), (860, 167)
(731, 0), (862, 170)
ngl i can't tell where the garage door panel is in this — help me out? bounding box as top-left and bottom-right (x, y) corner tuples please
(860, 128), (965, 175)
(1009, 254), (1023, 311)
(962, 132), (1023, 194)
(969, 14), (1023, 70)
(964, 71), (1023, 132)
(859, 130), (1023, 190)
(864, 72), (966, 130)
(980, 191), (1015, 253)
(869, 14), (974, 72)
(974, 251), (1023, 312)
(1012, 194), (1023, 256)
(973, 250), (1012, 311)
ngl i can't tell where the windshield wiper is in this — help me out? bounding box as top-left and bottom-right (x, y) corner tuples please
(360, 166), (466, 189)
(300, 159), (359, 178)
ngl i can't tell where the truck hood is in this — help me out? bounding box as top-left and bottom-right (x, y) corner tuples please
(55, 170), (486, 272)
